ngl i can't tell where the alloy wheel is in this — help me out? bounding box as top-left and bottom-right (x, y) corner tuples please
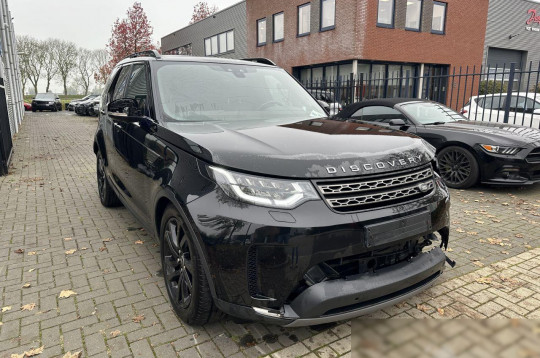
(163, 217), (194, 310)
(438, 149), (472, 186)
(97, 155), (106, 201)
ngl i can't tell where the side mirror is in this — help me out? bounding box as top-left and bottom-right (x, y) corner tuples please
(108, 98), (141, 119)
(388, 118), (407, 126)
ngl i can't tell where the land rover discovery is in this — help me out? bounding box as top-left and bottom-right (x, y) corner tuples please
(93, 51), (452, 326)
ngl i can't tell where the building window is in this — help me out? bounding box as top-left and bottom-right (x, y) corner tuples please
(432, 1), (447, 34)
(273, 12), (284, 42)
(320, 0), (335, 31)
(165, 44), (192, 56)
(405, 0), (422, 31)
(298, 3), (311, 36)
(204, 30), (235, 56)
(257, 18), (267, 46)
(377, 0), (394, 28)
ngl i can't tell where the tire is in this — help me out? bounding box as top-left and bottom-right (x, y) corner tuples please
(96, 151), (122, 207)
(160, 205), (220, 325)
(437, 146), (479, 189)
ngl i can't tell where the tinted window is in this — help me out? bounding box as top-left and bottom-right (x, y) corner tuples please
(352, 106), (405, 123)
(257, 18), (267, 45)
(273, 13), (284, 41)
(377, 0), (394, 26)
(112, 66), (132, 101)
(478, 95), (505, 110)
(509, 96), (536, 113)
(321, 0), (335, 30)
(405, 0), (422, 30)
(125, 64), (149, 116)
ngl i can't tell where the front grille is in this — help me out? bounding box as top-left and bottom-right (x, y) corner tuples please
(315, 165), (434, 212)
(526, 148), (540, 163)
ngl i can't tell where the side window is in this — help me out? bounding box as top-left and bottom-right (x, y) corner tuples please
(353, 106), (405, 123)
(508, 96), (531, 113)
(482, 95), (505, 110)
(125, 64), (150, 116)
(111, 65), (132, 101)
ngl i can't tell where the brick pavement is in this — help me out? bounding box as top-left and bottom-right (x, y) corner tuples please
(0, 112), (539, 358)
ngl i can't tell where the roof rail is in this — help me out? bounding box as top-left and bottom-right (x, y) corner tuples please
(125, 50), (162, 60)
(241, 58), (276, 66)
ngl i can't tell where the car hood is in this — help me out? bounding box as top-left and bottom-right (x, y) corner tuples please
(428, 120), (540, 146)
(163, 118), (434, 178)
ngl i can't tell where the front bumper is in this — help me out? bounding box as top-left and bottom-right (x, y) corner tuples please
(474, 146), (540, 185)
(185, 175), (451, 325)
(32, 103), (56, 110)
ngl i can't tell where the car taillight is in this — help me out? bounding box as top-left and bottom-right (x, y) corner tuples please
(461, 109), (468, 115)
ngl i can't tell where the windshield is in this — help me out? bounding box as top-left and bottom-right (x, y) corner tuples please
(35, 93), (55, 100)
(154, 62), (326, 123)
(400, 102), (465, 124)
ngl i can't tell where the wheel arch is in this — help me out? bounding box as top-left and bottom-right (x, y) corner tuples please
(93, 131), (108, 165)
(436, 141), (483, 183)
(153, 191), (218, 300)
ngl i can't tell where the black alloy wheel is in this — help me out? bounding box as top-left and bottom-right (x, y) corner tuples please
(160, 205), (220, 325)
(163, 216), (195, 311)
(96, 152), (121, 207)
(437, 146), (479, 189)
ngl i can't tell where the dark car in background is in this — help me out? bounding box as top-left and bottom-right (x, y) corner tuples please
(94, 52), (451, 326)
(335, 99), (540, 188)
(75, 97), (99, 116)
(31, 93), (62, 112)
(68, 94), (99, 111)
(87, 98), (101, 116)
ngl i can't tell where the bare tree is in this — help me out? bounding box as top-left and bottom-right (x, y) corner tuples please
(54, 40), (78, 95)
(92, 49), (109, 85)
(76, 48), (94, 95)
(42, 39), (59, 93)
(22, 37), (46, 95)
(16, 35), (32, 95)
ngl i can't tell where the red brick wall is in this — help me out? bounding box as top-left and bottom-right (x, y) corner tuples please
(246, 0), (489, 74)
(362, 0), (489, 70)
(246, 0), (363, 72)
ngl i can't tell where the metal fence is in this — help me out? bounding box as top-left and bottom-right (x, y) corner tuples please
(301, 62), (540, 129)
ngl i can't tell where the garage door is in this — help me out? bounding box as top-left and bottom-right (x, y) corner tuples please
(487, 47), (525, 69)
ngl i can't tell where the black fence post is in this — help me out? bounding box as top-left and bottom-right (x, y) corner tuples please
(503, 63), (516, 124)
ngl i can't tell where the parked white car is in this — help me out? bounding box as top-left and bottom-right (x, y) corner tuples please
(461, 92), (540, 128)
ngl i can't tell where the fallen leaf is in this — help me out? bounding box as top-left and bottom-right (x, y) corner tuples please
(515, 234), (524, 238)
(2, 306), (11, 312)
(102, 238), (113, 242)
(476, 277), (492, 285)
(501, 251), (510, 255)
(467, 232), (478, 236)
(472, 260), (484, 267)
(59, 290), (77, 299)
(62, 352), (82, 358)
(24, 346), (44, 357)
(65, 249), (77, 255)
(437, 308), (445, 316)
(132, 314), (145, 323)
(21, 303), (36, 311)
(27, 251), (37, 256)
(456, 228), (465, 233)
(99, 247), (107, 252)
(492, 219), (502, 223)
(14, 249), (24, 254)
(135, 240), (144, 245)
(81, 247), (88, 250)
(64, 237), (73, 241)
(502, 203), (510, 206)
(10, 353), (24, 358)
(22, 283), (31, 288)
(28, 268), (35, 273)
(465, 250), (471, 254)
(475, 220), (484, 224)
(110, 330), (121, 338)
(525, 245), (533, 249)
(447, 248), (454, 252)
(416, 304), (430, 312)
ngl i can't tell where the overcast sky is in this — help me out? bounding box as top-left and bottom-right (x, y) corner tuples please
(10, 0), (239, 93)
(10, 0), (240, 50)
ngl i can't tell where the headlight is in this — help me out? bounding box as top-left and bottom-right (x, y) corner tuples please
(49, 101), (55, 104)
(209, 166), (320, 209)
(421, 139), (436, 157)
(480, 144), (521, 155)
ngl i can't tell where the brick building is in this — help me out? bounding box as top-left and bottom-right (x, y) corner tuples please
(246, 0), (490, 100)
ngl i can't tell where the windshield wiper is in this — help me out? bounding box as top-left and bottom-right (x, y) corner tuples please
(424, 121), (447, 125)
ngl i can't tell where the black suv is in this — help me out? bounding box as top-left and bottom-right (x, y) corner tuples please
(32, 93), (62, 112)
(94, 51), (452, 326)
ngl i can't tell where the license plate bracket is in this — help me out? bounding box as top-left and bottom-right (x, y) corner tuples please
(365, 210), (432, 248)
